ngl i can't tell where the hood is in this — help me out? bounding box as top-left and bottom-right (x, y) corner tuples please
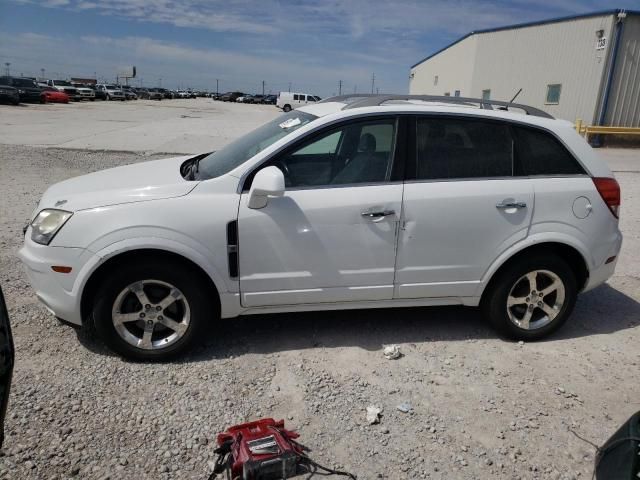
(38, 155), (199, 212)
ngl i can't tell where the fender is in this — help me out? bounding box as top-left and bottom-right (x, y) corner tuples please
(475, 231), (592, 298)
(71, 236), (234, 322)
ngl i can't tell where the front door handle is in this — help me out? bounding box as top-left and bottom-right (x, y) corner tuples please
(496, 201), (527, 209)
(361, 210), (396, 218)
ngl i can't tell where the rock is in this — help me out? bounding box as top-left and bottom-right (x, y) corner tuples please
(383, 345), (402, 360)
(397, 402), (412, 413)
(366, 406), (383, 425)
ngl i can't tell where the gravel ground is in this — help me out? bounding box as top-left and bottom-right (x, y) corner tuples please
(0, 143), (639, 480)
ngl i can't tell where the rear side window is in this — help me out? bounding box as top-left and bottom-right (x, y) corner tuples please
(293, 94), (299, 101)
(416, 117), (513, 180)
(513, 127), (585, 176)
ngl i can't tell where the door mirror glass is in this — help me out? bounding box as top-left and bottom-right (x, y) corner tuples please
(248, 166), (285, 209)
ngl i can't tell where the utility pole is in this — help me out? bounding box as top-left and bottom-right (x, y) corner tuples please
(40, 68), (45, 81)
(338, 80), (342, 95)
(371, 72), (375, 94)
(288, 82), (291, 92)
(4, 63), (10, 76)
(262, 80), (265, 96)
(216, 78), (219, 96)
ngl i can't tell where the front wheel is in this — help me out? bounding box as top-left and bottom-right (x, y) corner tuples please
(92, 260), (214, 361)
(481, 254), (577, 341)
(283, 104), (291, 112)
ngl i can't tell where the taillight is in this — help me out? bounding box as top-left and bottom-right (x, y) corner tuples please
(592, 177), (620, 218)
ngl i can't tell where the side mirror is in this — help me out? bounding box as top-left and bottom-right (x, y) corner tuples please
(248, 166), (285, 209)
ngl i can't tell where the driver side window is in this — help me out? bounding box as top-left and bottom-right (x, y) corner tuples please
(273, 118), (397, 188)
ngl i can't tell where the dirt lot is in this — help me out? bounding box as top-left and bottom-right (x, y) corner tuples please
(0, 101), (639, 480)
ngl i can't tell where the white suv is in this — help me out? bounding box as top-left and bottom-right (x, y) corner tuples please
(19, 95), (622, 360)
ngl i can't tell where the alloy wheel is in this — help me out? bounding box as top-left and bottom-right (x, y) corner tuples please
(506, 270), (566, 330)
(111, 280), (191, 350)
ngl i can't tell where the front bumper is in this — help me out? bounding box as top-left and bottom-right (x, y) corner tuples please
(18, 237), (92, 326)
(0, 92), (19, 104)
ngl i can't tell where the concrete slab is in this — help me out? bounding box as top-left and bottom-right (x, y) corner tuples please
(0, 99), (281, 154)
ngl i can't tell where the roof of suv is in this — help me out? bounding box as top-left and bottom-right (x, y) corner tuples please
(299, 94), (568, 131)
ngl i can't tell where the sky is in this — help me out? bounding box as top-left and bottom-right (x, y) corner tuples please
(0, 0), (637, 96)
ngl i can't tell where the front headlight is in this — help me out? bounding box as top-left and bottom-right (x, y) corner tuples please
(18, 89), (25, 94)
(30, 209), (73, 245)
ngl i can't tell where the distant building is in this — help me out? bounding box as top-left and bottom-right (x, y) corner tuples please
(409, 9), (640, 126)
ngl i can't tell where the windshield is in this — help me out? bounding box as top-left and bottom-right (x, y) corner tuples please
(55, 80), (72, 86)
(105, 85), (117, 90)
(196, 111), (317, 180)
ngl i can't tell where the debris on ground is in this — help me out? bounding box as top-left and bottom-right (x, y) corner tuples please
(366, 406), (383, 425)
(382, 345), (402, 360)
(397, 402), (412, 413)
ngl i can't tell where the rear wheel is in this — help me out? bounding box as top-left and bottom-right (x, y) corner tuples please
(482, 254), (577, 340)
(92, 259), (214, 361)
(283, 104), (292, 112)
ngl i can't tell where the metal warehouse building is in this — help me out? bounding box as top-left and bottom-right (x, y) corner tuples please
(409, 9), (640, 127)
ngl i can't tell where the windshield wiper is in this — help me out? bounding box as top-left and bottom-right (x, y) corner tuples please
(187, 157), (202, 180)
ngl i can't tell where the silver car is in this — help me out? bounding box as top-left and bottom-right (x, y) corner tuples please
(96, 84), (125, 101)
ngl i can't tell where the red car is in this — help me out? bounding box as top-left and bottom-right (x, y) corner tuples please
(41, 87), (70, 104)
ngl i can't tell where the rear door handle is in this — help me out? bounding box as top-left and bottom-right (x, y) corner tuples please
(361, 210), (396, 218)
(496, 202), (527, 209)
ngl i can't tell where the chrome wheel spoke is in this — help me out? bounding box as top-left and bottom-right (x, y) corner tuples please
(130, 282), (151, 307)
(519, 308), (533, 329)
(158, 288), (183, 311)
(157, 316), (188, 335)
(507, 295), (528, 307)
(113, 312), (141, 325)
(540, 279), (561, 297)
(139, 322), (155, 349)
(538, 302), (559, 320)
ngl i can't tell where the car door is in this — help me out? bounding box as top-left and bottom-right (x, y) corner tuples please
(395, 115), (534, 299)
(237, 116), (405, 307)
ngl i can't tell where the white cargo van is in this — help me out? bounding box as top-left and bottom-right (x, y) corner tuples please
(276, 92), (321, 112)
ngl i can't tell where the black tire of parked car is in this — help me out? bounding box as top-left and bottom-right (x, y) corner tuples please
(92, 259), (214, 361)
(481, 253), (577, 341)
(283, 104), (292, 112)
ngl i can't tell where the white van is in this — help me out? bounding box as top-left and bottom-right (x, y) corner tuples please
(276, 92), (321, 112)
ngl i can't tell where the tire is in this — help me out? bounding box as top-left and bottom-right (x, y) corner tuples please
(481, 253), (577, 341)
(92, 259), (214, 361)
(283, 104), (291, 112)
(107, 95), (111, 101)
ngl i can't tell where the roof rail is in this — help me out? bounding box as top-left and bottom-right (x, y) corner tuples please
(319, 94), (554, 119)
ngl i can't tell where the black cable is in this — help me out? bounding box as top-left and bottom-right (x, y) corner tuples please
(298, 455), (357, 479)
(568, 427), (640, 480)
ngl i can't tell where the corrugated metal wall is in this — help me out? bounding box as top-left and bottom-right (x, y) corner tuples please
(606, 15), (640, 127)
(409, 36), (478, 96)
(471, 15), (615, 123)
(410, 14), (625, 124)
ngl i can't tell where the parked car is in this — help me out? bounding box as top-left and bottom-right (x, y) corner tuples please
(71, 84), (96, 101)
(96, 84), (125, 101)
(18, 95), (622, 361)
(219, 91), (244, 102)
(89, 85), (107, 101)
(0, 83), (19, 105)
(276, 92), (321, 112)
(120, 85), (137, 100)
(246, 94), (265, 104)
(46, 80), (79, 100)
(157, 88), (174, 99)
(41, 86), (70, 103)
(0, 285), (16, 448)
(146, 88), (164, 100)
(235, 95), (248, 103)
(261, 94), (277, 105)
(0, 76), (43, 103)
